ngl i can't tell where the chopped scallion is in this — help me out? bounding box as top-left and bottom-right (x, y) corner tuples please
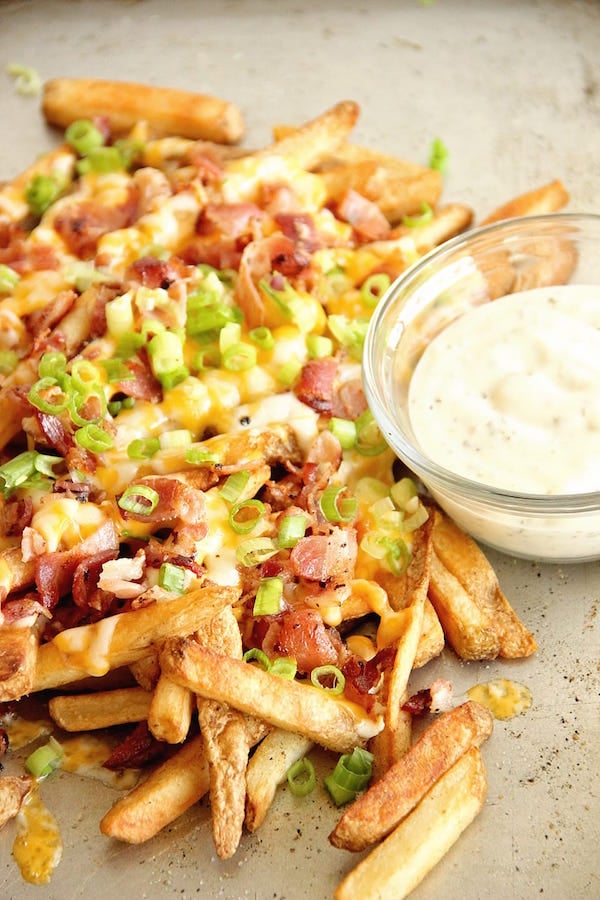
(219, 470), (251, 502)
(277, 514), (307, 549)
(118, 484), (159, 516)
(25, 736), (63, 779)
(253, 575), (284, 616)
(229, 498), (265, 535)
(158, 562), (186, 594)
(319, 485), (357, 523)
(127, 437), (160, 460)
(328, 417), (357, 450)
(235, 537), (279, 567)
(0, 264), (20, 293)
(65, 119), (105, 156)
(360, 273), (391, 308)
(287, 757), (316, 797)
(310, 664), (345, 695)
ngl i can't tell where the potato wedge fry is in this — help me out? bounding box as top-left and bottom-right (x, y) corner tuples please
(147, 675), (193, 744)
(245, 730), (314, 832)
(334, 747), (488, 900)
(49, 687), (152, 732)
(0, 545), (35, 601)
(33, 584), (239, 692)
(0, 615), (45, 702)
(0, 775), (33, 829)
(395, 202), (474, 251)
(431, 510), (537, 659)
(100, 734), (209, 843)
(254, 101), (360, 171)
(481, 178), (569, 225)
(330, 700), (493, 851)
(160, 638), (381, 754)
(42, 78), (245, 144)
(128, 652), (160, 692)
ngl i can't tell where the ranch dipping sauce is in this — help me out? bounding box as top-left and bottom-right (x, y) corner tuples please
(408, 285), (600, 495)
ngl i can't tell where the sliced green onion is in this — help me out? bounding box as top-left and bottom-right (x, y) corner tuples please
(127, 437), (160, 460)
(306, 334), (334, 359)
(327, 315), (369, 360)
(148, 330), (185, 385)
(186, 299), (241, 336)
(160, 366), (190, 390)
(324, 747), (373, 806)
(253, 575), (283, 616)
(69, 386), (107, 427)
(360, 273), (391, 308)
(38, 351), (68, 382)
(25, 736), (63, 779)
(270, 657), (297, 679)
(402, 504), (429, 533)
(243, 648), (271, 670)
(0, 264), (20, 293)
(277, 355), (303, 387)
(76, 146), (125, 175)
(118, 484), (159, 516)
(219, 470), (251, 503)
(277, 514), (307, 549)
(328, 417), (357, 450)
(360, 531), (390, 561)
(159, 429), (192, 450)
(319, 485), (357, 523)
(222, 342), (257, 372)
(28, 377), (70, 415)
(354, 476), (390, 506)
(402, 202), (433, 228)
(248, 326), (275, 350)
(116, 333), (146, 359)
(219, 321), (242, 354)
(235, 537), (279, 567)
(34, 453), (63, 477)
(140, 318), (166, 340)
(65, 119), (105, 156)
(101, 359), (135, 383)
(429, 137), (449, 174)
(0, 450), (37, 495)
(25, 174), (63, 217)
(229, 498), (265, 535)
(355, 410), (388, 457)
(287, 757), (316, 798)
(185, 448), (221, 466)
(390, 477), (418, 511)
(0, 349), (19, 375)
(384, 536), (411, 576)
(6, 63), (41, 96)
(113, 137), (144, 170)
(70, 359), (100, 392)
(311, 664), (346, 695)
(74, 423), (113, 452)
(158, 562), (186, 594)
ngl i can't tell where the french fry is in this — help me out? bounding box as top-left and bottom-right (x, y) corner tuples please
(100, 734), (210, 843)
(254, 101), (360, 170)
(160, 638), (381, 754)
(396, 202), (474, 251)
(128, 652), (160, 692)
(147, 674), (193, 744)
(431, 510), (537, 659)
(42, 78), (245, 144)
(481, 178), (569, 224)
(330, 700), (493, 852)
(33, 584), (239, 692)
(49, 687), (152, 732)
(0, 615), (45, 703)
(0, 775), (33, 829)
(334, 747), (488, 900)
(245, 730), (314, 832)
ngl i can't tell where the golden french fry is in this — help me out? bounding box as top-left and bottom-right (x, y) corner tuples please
(254, 101), (360, 171)
(0, 775), (33, 829)
(431, 510), (537, 659)
(334, 747), (488, 900)
(42, 78), (245, 144)
(0, 616), (45, 703)
(128, 652), (160, 692)
(160, 638), (381, 754)
(245, 730), (314, 832)
(100, 734), (209, 843)
(481, 178), (569, 225)
(0, 546), (35, 601)
(398, 203), (474, 252)
(147, 675), (193, 744)
(33, 584), (239, 691)
(49, 687), (152, 732)
(330, 700), (493, 852)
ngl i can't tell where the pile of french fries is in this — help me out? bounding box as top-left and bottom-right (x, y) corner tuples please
(0, 78), (567, 896)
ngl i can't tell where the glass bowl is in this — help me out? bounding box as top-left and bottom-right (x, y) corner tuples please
(362, 212), (600, 562)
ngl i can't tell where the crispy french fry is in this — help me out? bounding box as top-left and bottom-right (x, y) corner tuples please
(147, 675), (193, 744)
(481, 178), (569, 225)
(0, 775), (33, 829)
(100, 734), (209, 843)
(245, 730), (314, 832)
(33, 584), (239, 692)
(395, 202), (474, 251)
(160, 638), (381, 754)
(334, 747), (488, 900)
(254, 101), (360, 170)
(43, 78), (245, 144)
(330, 700), (493, 851)
(0, 545), (35, 601)
(49, 687), (152, 732)
(0, 615), (45, 702)
(431, 510), (537, 659)
(128, 652), (160, 692)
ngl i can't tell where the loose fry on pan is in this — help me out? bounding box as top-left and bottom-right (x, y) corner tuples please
(42, 78), (245, 144)
(330, 700), (493, 852)
(431, 510), (537, 659)
(245, 730), (314, 832)
(160, 638), (382, 754)
(147, 675), (193, 744)
(33, 584), (239, 692)
(0, 615), (45, 703)
(480, 178), (569, 224)
(49, 687), (152, 732)
(0, 776), (33, 830)
(334, 747), (488, 900)
(100, 734), (209, 843)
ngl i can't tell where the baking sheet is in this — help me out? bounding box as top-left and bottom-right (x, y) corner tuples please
(1, 1), (599, 897)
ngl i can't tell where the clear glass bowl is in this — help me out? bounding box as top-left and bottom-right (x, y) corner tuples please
(362, 212), (600, 562)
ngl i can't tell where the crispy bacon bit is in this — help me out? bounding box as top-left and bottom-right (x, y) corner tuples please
(1, 595), (47, 625)
(52, 479), (93, 501)
(0, 495), (33, 537)
(342, 647), (396, 712)
(103, 721), (167, 770)
(0, 222), (59, 274)
(235, 234), (311, 328)
(118, 476), (207, 556)
(334, 189), (391, 242)
(294, 357), (337, 415)
(402, 679), (454, 716)
(54, 190), (138, 259)
(143, 541), (204, 577)
(260, 183), (303, 215)
(34, 411), (75, 456)
(198, 202), (264, 238)
(72, 549), (120, 610)
(26, 290), (76, 338)
(290, 527), (357, 583)
(332, 376), (368, 419)
(131, 167), (171, 216)
(115, 353), (162, 403)
(126, 256), (189, 289)
(275, 213), (322, 252)
(260, 608), (344, 674)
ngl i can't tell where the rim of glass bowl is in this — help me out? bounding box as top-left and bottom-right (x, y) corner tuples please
(362, 211), (600, 516)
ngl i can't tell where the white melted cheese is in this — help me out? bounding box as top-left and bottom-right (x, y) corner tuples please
(29, 498), (110, 553)
(53, 615), (119, 676)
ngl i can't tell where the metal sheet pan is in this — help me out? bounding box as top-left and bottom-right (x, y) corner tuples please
(1, 1), (599, 897)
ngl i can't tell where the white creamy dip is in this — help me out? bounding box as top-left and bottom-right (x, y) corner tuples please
(408, 285), (600, 495)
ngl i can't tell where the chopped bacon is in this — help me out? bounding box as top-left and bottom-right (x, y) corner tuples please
(103, 721), (167, 770)
(260, 608), (344, 674)
(115, 353), (162, 403)
(34, 411), (75, 456)
(260, 183), (303, 216)
(118, 476), (207, 555)
(26, 290), (76, 338)
(0, 222), (59, 274)
(178, 237), (244, 271)
(402, 679), (454, 716)
(334, 189), (391, 242)
(184, 143), (227, 183)
(198, 202), (265, 238)
(131, 167), (171, 216)
(294, 357), (337, 415)
(54, 190), (138, 259)
(126, 255), (189, 289)
(332, 376), (368, 419)
(143, 541), (204, 577)
(72, 548), (120, 610)
(290, 527), (357, 583)
(235, 234), (311, 328)
(52, 479), (93, 501)
(275, 213), (322, 252)
(342, 647), (396, 712)
(0, 495), (33, 538)
(1, 595), (47, 625)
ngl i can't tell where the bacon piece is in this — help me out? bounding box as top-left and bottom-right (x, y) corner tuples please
(115, 353), (162, 403)
(54, 190), (138, 259)
(118, 476), (207, 556)
(35, 411), (75, 456)
(275, 213), (322, 252)
(261, 608), (344, 674)
(0, 495), (33, 538)
(131, 167), (171, 216)
(260, 183), (303, 216)
(334, 189), (391, 242)
(178, 237), (243, 271)
(235, 234), (311, 328)
(294, 357), (338, 415)
(125, 255), (189, 289)
(143, 541), (204, 578)
(26, 290), (76, 337)
(332, 376), (368, 419)
(72, 548), (120, 609)
(52, 479), (93, 501)
(0, 222), (59, 274)
(402, 679), (454, 716)
(102, 721), (166, 770)
(342, 647), (396, 712)
(1, 595), (47, 625)
(290, 527), (357, 583)
(198, 202), (265, 238)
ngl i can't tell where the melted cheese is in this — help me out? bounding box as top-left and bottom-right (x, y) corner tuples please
(467, 679), (533, 720)
(223, 155), (326, 212)
(29, 498), (109, 552)
(12, 785), (62, 886)
(60, 735), (140, 789)
(0, 714), (51, 750)
(53, 615), (119, 676)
